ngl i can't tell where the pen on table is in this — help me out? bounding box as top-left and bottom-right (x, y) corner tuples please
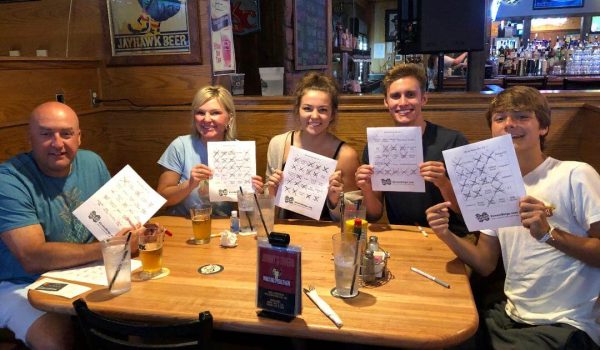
(108, 232), (131, 291)
(410, 267), (450, 289)
(414, 223), (429, 237)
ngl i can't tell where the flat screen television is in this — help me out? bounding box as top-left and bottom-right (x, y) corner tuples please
(533, 0), (584, 10)
(592, 16), (600, 33)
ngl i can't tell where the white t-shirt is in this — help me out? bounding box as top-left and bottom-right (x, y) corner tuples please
(482, 157), (600, 346)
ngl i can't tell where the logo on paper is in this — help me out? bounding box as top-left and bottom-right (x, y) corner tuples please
(285, 196), (294, 204)
(218, 189), (228, 196)
(381, 178), (392, 185)
(475, 212), (490, 222)
(88, 211), (101, 223)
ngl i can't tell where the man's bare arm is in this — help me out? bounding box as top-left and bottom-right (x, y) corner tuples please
(1, 224), (102, 274)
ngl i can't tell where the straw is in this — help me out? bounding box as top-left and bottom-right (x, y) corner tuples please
(253, 193), (271, 239)
(239, 186), (254, 232)
(339, 192), (345, 233)
(349, 218), (363, 296)
(108, 231), (131, 291)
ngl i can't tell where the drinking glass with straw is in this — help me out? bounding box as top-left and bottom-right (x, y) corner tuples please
(253, 192), (271, 241)
(238, 186), (255, 233)
(100, 232), (132, 295)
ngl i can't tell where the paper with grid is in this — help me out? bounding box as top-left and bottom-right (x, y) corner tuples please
(443, 135), (526, 231)
(207, 141), (256, 201)
(274, 146), (337, 220)
(367, 127), (425, 192)
(73, 165), (166, 241)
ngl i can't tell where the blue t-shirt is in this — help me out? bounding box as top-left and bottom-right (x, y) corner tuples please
(0, 150), (111, 283)
(157, 135), (232, 217)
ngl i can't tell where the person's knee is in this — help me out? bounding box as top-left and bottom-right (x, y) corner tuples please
(26, 313), (74, 350)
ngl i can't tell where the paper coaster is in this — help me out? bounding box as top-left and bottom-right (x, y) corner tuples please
(132, 268), (170, 282)
(198, 264), (224, 275)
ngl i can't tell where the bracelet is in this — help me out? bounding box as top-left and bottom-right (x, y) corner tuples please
(537, 224), (556, 243)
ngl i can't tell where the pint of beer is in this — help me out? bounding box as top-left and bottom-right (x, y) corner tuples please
(139, 223), (165, 279)
(190, 205), (212, 244)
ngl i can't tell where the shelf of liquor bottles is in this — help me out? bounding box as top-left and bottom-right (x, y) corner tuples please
(490, 35), (600, 78)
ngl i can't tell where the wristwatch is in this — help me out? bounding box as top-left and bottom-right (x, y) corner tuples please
(537, 224), (556, 243)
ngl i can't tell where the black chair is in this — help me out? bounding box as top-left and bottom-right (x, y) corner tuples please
(503, 76), (548, 90)
(73, 299), (212, 350)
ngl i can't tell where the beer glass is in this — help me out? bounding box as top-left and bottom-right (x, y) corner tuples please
(190, 205), (212, 244)
(139, 224), (165, 279)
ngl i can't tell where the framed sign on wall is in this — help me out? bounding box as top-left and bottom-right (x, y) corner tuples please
(385, 10), (398, 43)
(294, 0), (329, 70)
(101, 0), (201, 66)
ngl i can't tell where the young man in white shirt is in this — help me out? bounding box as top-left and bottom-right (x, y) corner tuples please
(426, 86), (600, 349)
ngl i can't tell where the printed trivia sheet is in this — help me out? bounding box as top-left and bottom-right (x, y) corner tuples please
(42, 260), (142, 286)
(443, 134), (526, 231)
(207, 141), (256, 201)
(367, 127), (425, 192)
(73, 165), (167, 241)
(275, 146), (337, 220)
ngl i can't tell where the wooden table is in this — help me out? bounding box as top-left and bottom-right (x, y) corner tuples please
(29, 216), (478, 349)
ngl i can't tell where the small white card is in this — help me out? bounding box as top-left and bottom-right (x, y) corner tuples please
(207, 141), (256, 201)
(27, 278), (91, 299)
(73, 165), (166, 241)
(367, 127), (425, 192)
(443, 135), (526, 231)
(274, 146), (337, 220)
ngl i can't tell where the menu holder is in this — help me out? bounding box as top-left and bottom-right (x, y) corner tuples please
(256, 240), (302, 320)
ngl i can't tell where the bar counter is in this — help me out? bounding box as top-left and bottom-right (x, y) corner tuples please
(29, 217), (478, 349)
(442, 75), (600, 91)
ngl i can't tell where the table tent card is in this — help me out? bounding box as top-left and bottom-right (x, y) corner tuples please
(73, 165), (166, 241)
(443, 134), (526, 231)
(207, 141), (256, 201)
(367, 127), (425, 192)
(274, 146), (337, 220)
(256, 240), (302, 317)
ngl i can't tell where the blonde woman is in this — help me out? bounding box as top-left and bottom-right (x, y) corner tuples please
(266, 72), (360, 221)
(157, 86), (262, 216)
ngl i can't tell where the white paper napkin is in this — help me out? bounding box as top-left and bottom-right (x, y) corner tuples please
(304, 287), (343, 328)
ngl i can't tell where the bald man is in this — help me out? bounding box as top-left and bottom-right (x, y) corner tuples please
(0, 102), (113, 349)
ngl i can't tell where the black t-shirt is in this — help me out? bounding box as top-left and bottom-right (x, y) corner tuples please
(362, 121), (469, 236)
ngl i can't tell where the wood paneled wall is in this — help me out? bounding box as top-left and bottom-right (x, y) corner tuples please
(2, 92), (593, 189)
(0, 59), (102, 126)
(0, 0), (103, 58)
(0, 0), (213, 122)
